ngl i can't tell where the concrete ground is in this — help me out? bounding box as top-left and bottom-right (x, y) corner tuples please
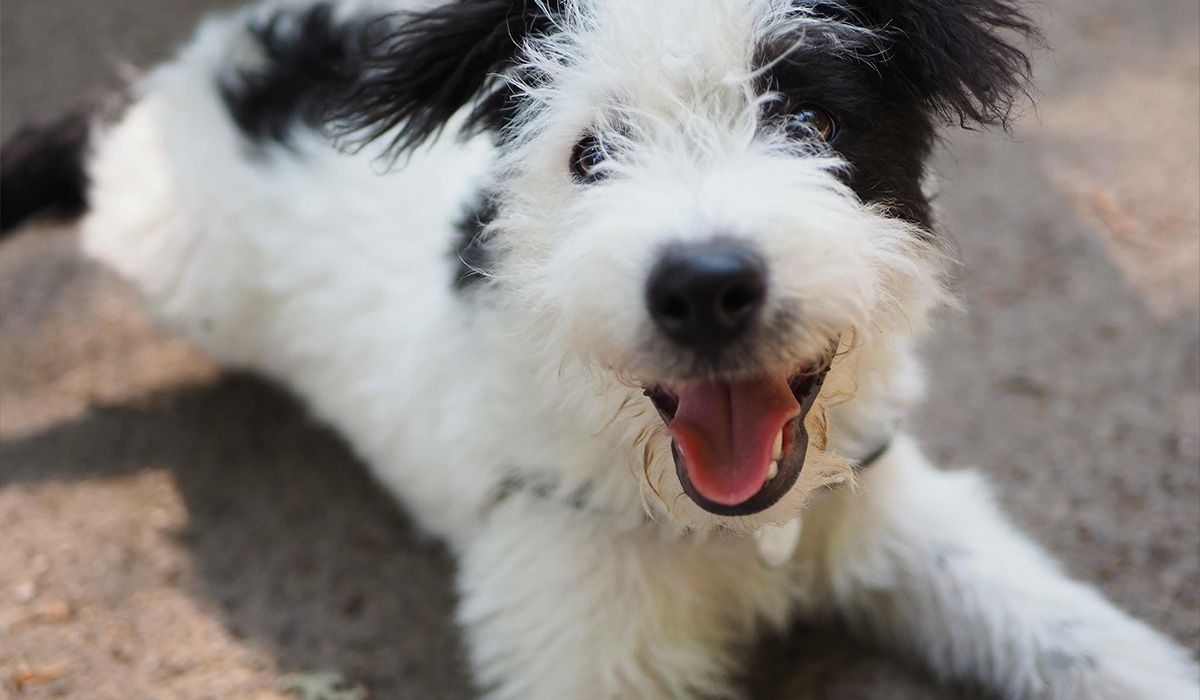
(1, 1), (1197, 698)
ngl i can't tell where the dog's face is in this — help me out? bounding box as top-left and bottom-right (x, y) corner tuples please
(336, 0), (1033, 530)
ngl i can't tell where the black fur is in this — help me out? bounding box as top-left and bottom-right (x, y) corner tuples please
(326, 0), (560, 157)
(0, 111), (91, 233)
(222, 1), (559, 157)
(878, 0), (1039, 128)
(220, 4), (368, 146)
(825, 0), (1040, 128)
(756, 39), (938, 228)
(756, 0), (1038, 229)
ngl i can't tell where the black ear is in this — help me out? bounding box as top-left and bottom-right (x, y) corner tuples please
(852, 0), (1040, 127)
(328, 0), (559, 157)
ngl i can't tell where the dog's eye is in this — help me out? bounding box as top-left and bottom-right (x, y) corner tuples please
(786, 106), (837, 142)
(570, 134), (609, 183)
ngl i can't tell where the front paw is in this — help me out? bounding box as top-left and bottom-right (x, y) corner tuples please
(1040, 633), (1199, 700)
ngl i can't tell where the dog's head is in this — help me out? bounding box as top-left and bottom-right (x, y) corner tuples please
(335, 0), (1035, 531)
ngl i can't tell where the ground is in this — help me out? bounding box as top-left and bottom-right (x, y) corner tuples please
(0, 1), (1197, 699)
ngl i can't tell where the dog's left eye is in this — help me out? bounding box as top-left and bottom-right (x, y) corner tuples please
(786, 106), (837, 142)
(570, 134), (609, 183)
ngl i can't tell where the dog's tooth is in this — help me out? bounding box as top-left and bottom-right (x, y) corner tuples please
(772, 430), (783, 460)
(767, 460), (779, 480)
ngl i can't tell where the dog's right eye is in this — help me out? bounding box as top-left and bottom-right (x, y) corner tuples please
(570, 134), (609, 183)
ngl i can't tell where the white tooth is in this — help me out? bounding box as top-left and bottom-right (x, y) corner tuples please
(767, 460), (779, 480)
(755, 517), (803, 568)
(772, 430), (784, 460)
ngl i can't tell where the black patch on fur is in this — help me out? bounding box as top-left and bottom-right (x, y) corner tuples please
(222, 1), (559, 157)
(326, 0), (561, 158)
(220, 4), (366, 146)
(815, 0), (1040, 128)
(758, 0), (1038, 228)
(453, 193), (500, 288)
(0, 111), (91, 233)
(756, 41), (938, 227)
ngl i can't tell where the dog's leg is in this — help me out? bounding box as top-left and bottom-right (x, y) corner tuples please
(806, 436), (1199, 699)
(456, 498), (793, 700)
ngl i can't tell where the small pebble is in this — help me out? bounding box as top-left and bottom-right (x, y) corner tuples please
(35, 601), (73, 623)
(14, 663), (66, 690)
(14, 581), (36, 604)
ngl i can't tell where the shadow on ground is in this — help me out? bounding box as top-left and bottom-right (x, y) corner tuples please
(2, 373), (972, 699)
(2, 375), (472, 697)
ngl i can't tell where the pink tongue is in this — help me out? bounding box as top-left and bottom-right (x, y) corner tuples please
(669, 375), (801, 506)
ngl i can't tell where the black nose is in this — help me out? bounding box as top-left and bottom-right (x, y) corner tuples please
(646, 241), (767, 354)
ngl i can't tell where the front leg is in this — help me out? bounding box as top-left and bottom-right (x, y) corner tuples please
(807, 436), (1199, 700)
(456, 498), (793, 700)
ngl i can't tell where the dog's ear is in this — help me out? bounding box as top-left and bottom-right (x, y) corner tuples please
(329, 0), (558, 157)
(850, 0), (1040, 127)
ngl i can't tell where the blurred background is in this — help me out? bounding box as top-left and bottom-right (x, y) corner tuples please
(1, 1), (1197, 698)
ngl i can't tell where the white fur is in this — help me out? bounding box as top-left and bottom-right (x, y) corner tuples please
(78, 1), (1198, 698)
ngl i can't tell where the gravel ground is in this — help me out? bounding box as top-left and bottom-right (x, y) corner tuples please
(1, 1), (1198, 699)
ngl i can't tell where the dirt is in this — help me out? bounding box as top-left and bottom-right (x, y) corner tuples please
(1, 1), (1198, 698)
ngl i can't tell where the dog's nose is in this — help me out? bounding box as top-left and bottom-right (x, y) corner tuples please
(646, 241), (767, 353)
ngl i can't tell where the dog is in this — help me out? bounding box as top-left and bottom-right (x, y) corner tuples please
(2, 1), (1197, 698)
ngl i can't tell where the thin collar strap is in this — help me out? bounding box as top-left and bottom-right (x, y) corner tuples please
(485, 438), (894, 518)
(854, 439), (892, 470)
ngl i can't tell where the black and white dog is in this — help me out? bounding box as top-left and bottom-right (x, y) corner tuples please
(2, 1), (1197, 698)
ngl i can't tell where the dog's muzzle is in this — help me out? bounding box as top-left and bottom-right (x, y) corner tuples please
(641, 240), (835, 516)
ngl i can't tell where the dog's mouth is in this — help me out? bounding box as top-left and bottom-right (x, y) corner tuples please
(643, 350), (834, 517)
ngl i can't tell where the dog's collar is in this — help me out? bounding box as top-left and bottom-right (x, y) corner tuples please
(489, 471), (598, 513)
(483, 438), (892, 519)
(853, 439), (892, 470)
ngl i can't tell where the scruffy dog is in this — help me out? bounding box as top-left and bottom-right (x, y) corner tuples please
(2, 1), (1197, 698)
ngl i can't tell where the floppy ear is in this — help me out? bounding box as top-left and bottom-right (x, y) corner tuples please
(329, 0), (559, 156)
(853, 0), (1040, 127)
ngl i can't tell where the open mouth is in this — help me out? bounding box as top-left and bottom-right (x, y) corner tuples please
(643, 351), (834, 517)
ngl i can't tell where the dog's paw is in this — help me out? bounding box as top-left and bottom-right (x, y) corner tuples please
(1065, 667), (1200, 700)
(1041, 636), (1199, 700)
